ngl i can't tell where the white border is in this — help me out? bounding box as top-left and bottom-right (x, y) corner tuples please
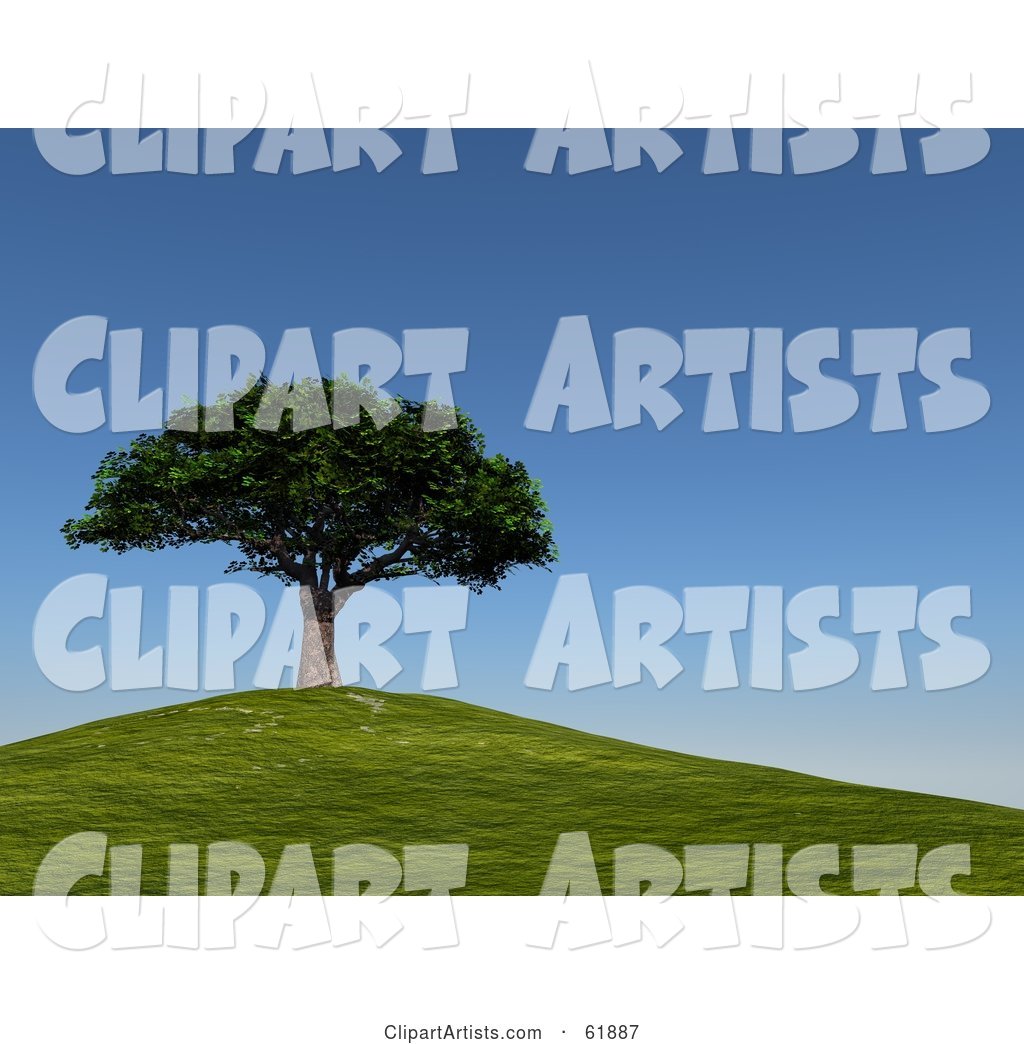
(2, 1), (1023, 126)
(0, 897), (1016, 1039)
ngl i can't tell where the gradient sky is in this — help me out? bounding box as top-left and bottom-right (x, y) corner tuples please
(1, 128), (1021, 808)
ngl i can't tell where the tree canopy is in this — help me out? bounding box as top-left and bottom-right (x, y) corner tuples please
(62, 377), (558, 684)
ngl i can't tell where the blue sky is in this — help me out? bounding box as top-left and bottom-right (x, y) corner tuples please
(1, 128), (1021, 808)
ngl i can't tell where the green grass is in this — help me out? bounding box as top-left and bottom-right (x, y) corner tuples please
(1, 686), (1022, 894)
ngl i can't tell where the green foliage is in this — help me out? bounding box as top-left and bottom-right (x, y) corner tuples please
(62, 377), (558, 596)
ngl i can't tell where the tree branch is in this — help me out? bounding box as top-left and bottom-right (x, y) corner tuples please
(269, 535), (305, 582)
(350, 530), (420, 585)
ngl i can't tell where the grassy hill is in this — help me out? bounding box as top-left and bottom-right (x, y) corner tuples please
(1, 686), (1022, 895)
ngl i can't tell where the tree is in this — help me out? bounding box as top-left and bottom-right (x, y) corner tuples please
(62, 376), (557, 687)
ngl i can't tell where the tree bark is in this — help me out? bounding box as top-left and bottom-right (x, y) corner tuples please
(296, 584), (363, 688)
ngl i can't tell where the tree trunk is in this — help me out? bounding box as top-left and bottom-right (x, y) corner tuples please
(296, 584), (363, 688)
